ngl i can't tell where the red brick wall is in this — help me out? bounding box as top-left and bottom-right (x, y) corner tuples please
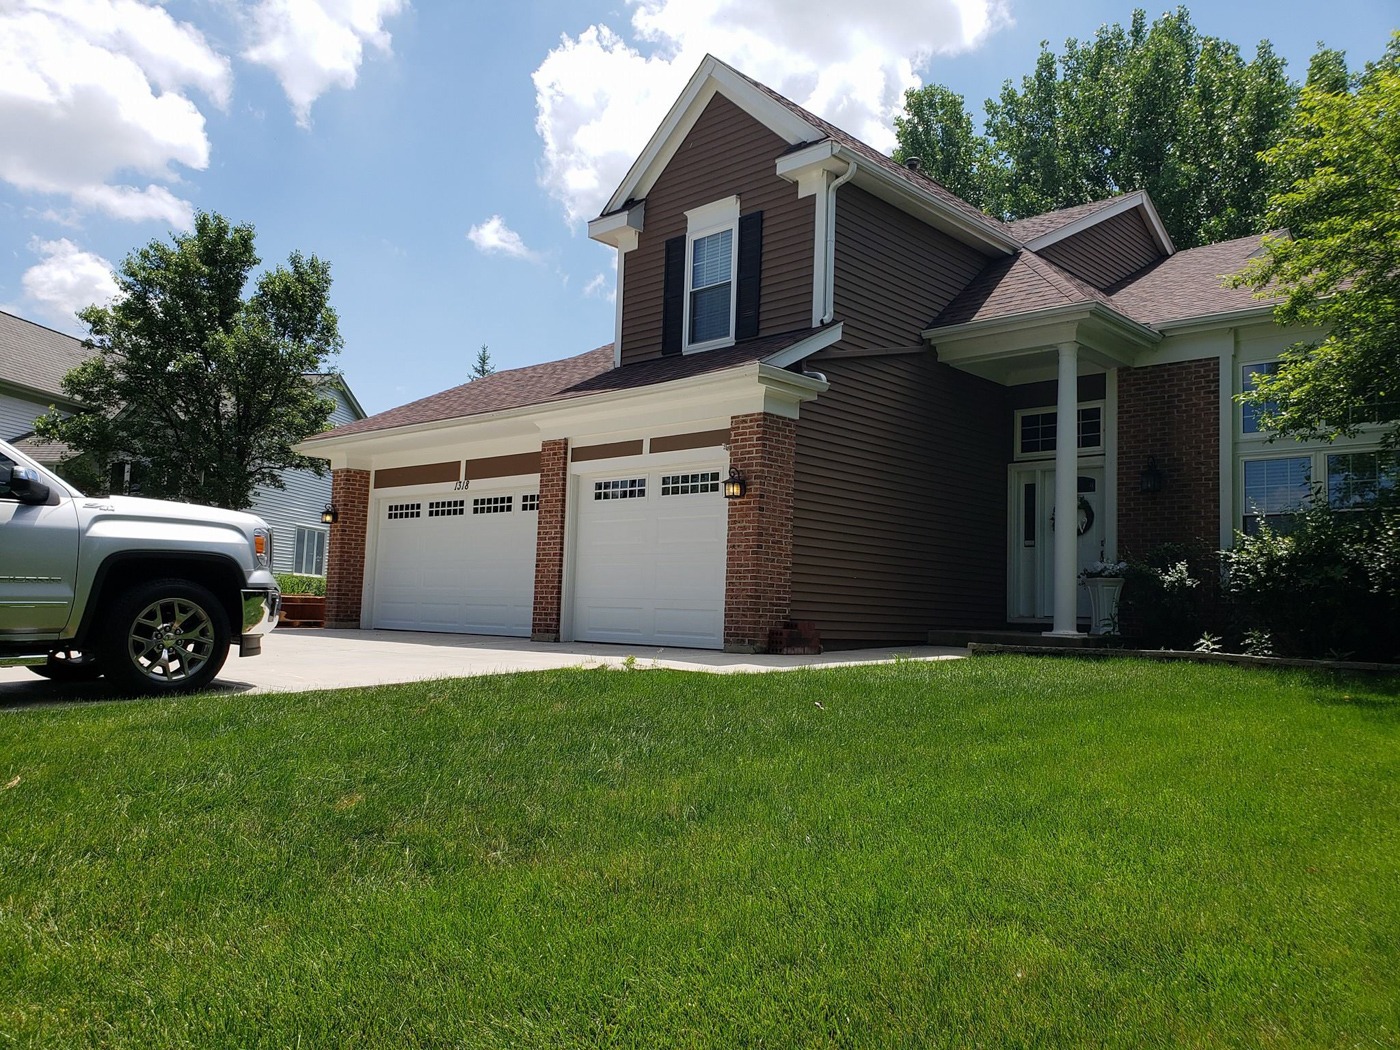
(724, 412), (796, 652)
(531, 438), (569, 641)
(1118, 358), (1220, 557)
(325, 468), (370, 628)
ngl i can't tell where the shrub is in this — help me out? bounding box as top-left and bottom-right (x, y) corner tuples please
(275, 572), (326, 596)
(1119, 542), (1210, 649)
(1221, 493), (1400, 661)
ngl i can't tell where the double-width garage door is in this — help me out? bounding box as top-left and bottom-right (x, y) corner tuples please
(571, 467), (727, 649)
(372, 488), (537, 635)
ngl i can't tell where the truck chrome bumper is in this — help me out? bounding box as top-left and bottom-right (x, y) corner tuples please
(240, 589), (280, 653)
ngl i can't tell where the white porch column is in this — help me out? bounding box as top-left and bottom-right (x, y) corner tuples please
(1047, 341), (1084, 637)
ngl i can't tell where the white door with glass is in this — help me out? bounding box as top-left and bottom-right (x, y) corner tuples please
(1009, 464), (1105, 622)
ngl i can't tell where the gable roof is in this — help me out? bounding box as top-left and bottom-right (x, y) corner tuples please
(0, 310), (90, 401)
(599, 55), (1018, 255)
(1108, 232), (1280, 326)
(931, 249), (1116, 328)
(1007, 197), (1131, 243)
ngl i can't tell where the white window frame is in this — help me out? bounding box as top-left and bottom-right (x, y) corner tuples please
(683, 195), (740, 354)
(1237, 448), (1398, 534)
(293, 524), (328, 576)
(1012, 401), (1106, 461)
(1239, 360), (1282, 439)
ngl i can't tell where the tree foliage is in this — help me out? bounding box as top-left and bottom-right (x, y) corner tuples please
(36, 212), (343, 510)
(469, 344), (495, 381)
(894, 7), (1299, 248)
(1231, 38), (1400, 448)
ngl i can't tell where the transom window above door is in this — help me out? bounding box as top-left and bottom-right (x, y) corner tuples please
(1014, 405), (1104, 458)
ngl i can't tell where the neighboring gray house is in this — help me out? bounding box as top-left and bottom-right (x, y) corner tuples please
(0, 308), (365, 575)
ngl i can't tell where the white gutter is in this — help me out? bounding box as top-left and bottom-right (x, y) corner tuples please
(821, 161), (857, 325)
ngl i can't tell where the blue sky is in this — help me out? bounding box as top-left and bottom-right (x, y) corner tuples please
(2, 0), (1395, 416)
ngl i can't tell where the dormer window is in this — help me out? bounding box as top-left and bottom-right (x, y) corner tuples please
(683, 196), (740, 353)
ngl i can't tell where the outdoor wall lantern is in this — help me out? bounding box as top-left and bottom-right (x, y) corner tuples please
(321, 503), (340, 525)
(723, 468), (747, 499)
(1139, 457), (1164, 494)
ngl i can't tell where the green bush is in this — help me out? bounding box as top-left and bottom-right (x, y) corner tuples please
(1221, 494), (1400, 661)
(275, 572), (326, 596)
(1119, 542), (1210, 649)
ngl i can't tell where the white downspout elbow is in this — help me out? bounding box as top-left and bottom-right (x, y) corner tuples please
(821, 161), (857, 325)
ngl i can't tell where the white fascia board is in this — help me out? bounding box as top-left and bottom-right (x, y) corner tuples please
(838, 147), (1019, 256)
(587, 203), (645, 249)
(774, 140), (844, 185)
(762, 323), (844, 369)
(924, 302), (1155, 347)
(1152, 304), (1277, 336)
(1023, 190), (1176, 257)
(599, 56), (819, 217)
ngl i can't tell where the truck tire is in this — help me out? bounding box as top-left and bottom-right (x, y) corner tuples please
(99, 579), (231, 695)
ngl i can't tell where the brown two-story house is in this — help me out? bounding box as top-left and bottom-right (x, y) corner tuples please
(303, 56), (1383, 651)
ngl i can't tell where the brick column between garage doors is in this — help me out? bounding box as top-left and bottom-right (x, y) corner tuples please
(532, 438), (569, 641)
(724, 411), (796, 653)
(325, 468), (370, 628)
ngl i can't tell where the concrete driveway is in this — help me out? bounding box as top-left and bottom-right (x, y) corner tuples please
(0, 629), (965, 702)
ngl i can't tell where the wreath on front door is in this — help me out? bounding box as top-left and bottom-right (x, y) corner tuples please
(1049, 495), (1095, 537)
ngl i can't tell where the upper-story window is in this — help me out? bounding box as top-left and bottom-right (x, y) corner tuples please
(683, 196), (740, 353)
(1241, 361), (1281, 435)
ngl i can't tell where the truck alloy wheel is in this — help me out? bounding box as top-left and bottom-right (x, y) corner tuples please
(100, 579), (231, 694)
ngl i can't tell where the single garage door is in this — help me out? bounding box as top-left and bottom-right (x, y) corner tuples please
(372, 487), (537, 635)
(572, 467), (727, 648)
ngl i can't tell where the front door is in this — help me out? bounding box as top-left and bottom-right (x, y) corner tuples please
(1009, 464), (1105, 622)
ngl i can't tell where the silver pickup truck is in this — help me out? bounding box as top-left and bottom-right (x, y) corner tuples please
(0, 438), (280, 693)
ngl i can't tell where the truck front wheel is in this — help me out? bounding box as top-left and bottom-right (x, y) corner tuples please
(99, 579), (231, 694)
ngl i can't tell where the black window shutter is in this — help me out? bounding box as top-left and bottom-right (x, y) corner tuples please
(661, 235), (685, 356)
(735, 211), (763, 341)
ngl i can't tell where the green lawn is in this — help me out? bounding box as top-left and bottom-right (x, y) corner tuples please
(1, 657), (1397, 1048)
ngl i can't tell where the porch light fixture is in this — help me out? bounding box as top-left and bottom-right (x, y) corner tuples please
(321, 503), (340, 525)
(1139, 457), (1164, 494)
(723, 468), (747, 499)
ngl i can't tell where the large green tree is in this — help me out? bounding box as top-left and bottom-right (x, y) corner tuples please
(894, 7), (1298, 248)
(37, 212), (343, 510)
(1232, 39), (1400, 448)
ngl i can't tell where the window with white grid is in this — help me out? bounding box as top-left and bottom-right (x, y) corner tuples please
(386, 503), (421, 519)
(593, 478), (646, 500)
(472, 495), (513, 514)
(427, 499), (465, 517)
(661, 471), (720, 496)
(521, 494), (540, 511)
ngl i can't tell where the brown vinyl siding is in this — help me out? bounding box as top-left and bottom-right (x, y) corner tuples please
(649, 428), (730, 454)
(1036, 209), (1163, 290)
(790, 353), (1009, 644)
(571, 440), (644, 462)
(465, 452), (541, 480)
(619, 93), (814, 364)
(831, 186), (990, 349)
(373, 461), (460, 488)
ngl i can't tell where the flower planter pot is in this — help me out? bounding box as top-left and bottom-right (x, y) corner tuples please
(1081, 577), (1124, 636)
(278, 594), (326, 628)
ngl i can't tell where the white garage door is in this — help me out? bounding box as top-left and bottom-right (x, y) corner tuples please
(372, 488), (537, 635)
(572, 467), (727, 649)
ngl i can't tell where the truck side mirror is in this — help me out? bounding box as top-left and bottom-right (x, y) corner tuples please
(0, 464), (52, 505)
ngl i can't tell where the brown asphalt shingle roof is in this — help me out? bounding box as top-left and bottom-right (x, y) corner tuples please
(309, 327), (834, 442)
(1108, 232), (1280, 325)
(931, 250), (1117, 328)
(0, 310), (90, 401)
(1006, 196), (1132, 243)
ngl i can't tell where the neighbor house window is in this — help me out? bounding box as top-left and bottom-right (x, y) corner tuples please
(293, 525), (328, 575)
(683, 196), (739, 352)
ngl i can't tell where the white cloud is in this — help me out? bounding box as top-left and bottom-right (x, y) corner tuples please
(467, 216), (539, 261)
(20, 238), (119, 327)
(533, 0), (1011, 226)
(244, 0), (407, 126)
(582, 272), (614, 302)
(0, 0), (228, 228)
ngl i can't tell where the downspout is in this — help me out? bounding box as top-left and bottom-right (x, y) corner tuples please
(821, 160), (857, 325)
